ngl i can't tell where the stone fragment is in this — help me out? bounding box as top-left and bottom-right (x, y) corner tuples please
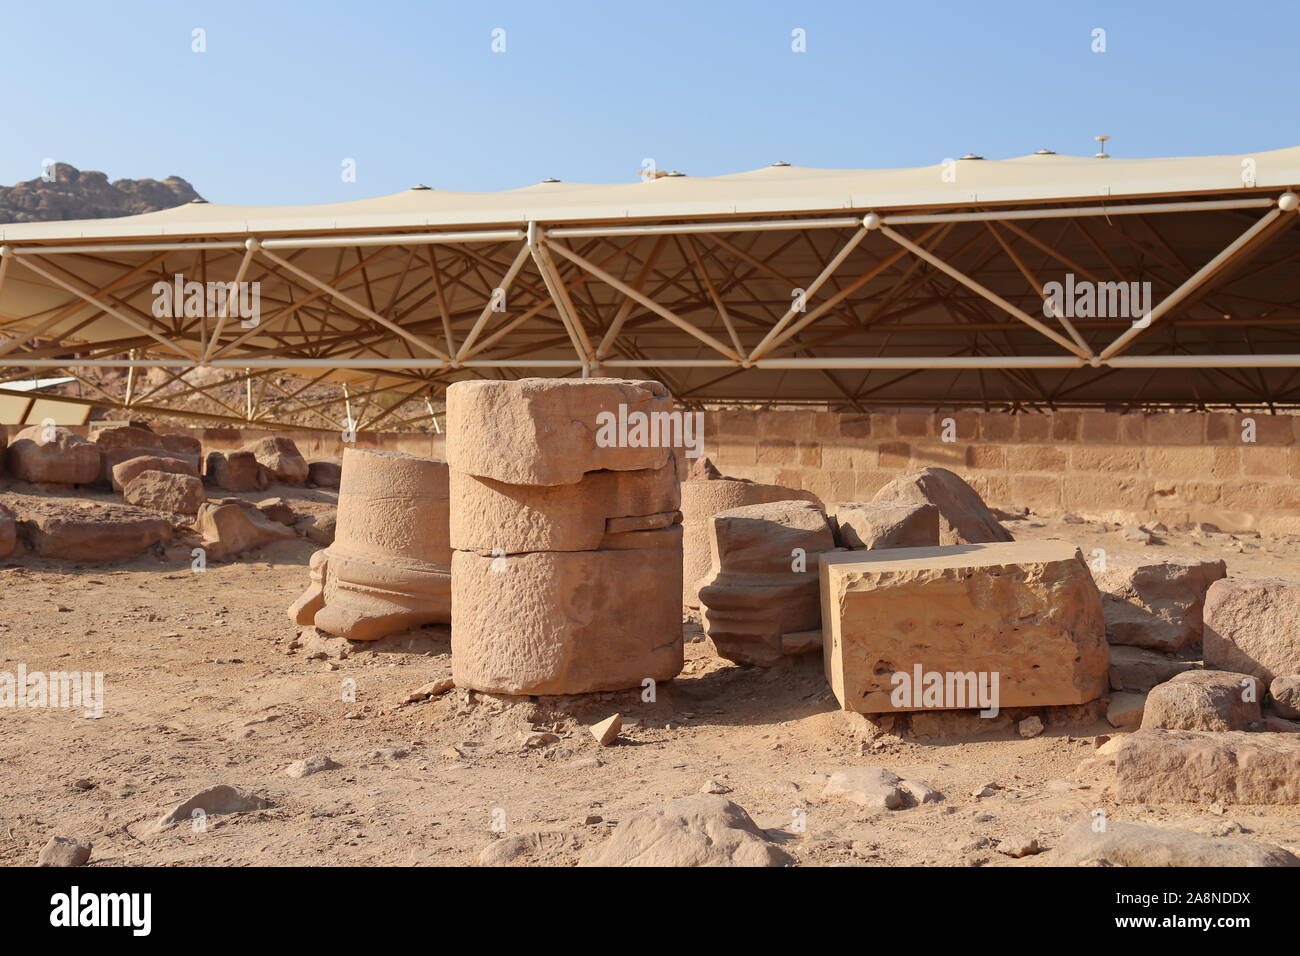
(1096, 554), (1226, 652)
(821, 767), (904, 809)
(1140, 670), (1262, 731)
(22, 504), (172, 561)
(827, 501), (940, 550)
(698, 500), (837, 667)
(700, 780), (732, 794)
(204, 450), (268, 492)
(1121, 525), (1154, 544)
(1054, 820), (1299, 866)
(37, 836), (92, 867)
(578, 795), (792, 867)
(1106, 692), (1146, 729)
(1271, 675), (1300, 719)
(110, 453), (198, 492)
(1018, 715), (1044, 738)
(156, 784), (271, 829)
(295, 511), (336, 546)
(452, 528), (682, 694)
(1108, 645), (1201, 692)
(997, 834), (1040, 858)
(308, 460), (342, 488)
(284, 755), (340, 778)
(198, 499), (295, 560)
(1203, 577), (1300, 683)
(93, 426), (200, 485)
(590, 714), (622, 746)
(406, 677), (454, 702)
(478, 831), (579, 867)
(1115, 729), (1300, 804)
(244, 436), (309, 485)
(255, 497), (296, 526)
(288, 548), (328, 625)
(4, 425), (101, 485)
(295, 449), (451, 641)
(689, 456), (722, 479)
(680, 474), (821, 607)
(870, 467), (1013, 545)
(447, 377), (674, 486)
(123, 470), (206, 514)
(821, 541), (1109, 713)
(450, 458), (679, 553)
(897, 779), (941, 805)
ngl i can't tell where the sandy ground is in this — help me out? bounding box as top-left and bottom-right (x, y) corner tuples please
(2, 488), (1299, 867)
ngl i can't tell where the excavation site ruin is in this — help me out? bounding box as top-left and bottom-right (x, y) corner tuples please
(3, 145), (1300, 869)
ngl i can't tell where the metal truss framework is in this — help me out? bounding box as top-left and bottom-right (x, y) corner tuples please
(1, 186), (1299, 427)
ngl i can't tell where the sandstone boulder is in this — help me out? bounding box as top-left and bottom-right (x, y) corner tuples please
(822, 540), (1109, 713)
(123, 470), (206, 514)
(1108, 645), (1202, 692)
(870, 467), (1012, 545)
(450, 457), (679, 553)
(699, 500), (837, 666)
(1106, 691), (1146, 729)
(446, 377), (674, 486)
(820, 767), (937, 809)
(688, 456), (722, 480)
(21, 504), (172, 561)
(680, 474), (821, 608)
(0, 503), (16, 558)
(307, 460), (342, 488)
(1140, 670), (1262, 731)
(827, 500), (940, 550)
(452, 526), (682, 694)
(1116, 729), (1300, 804)
(1096, 554), (1226, 652)
(244, 436), (309, 485)
(4, 426), (100, 485)
(111, 453), (199, 492)
(1271, 675), (1300, 719)
(197, 499), (295, 560)
(93, 426), (200, 485)
(205, 450), (268, 492)
(156, 785), (270, 830)
(578, 795), (792, 867)
(1053, 820), (1299, 867)
(1203, 577), (1300, 683)
(37, 836), (92, 868)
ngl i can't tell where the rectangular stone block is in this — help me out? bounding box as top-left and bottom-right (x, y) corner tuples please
(446, 378), (673, 485)
(827, 501), (939, 550)
(1116, 729), (1300, 805)
(820, 541), (1109, 714)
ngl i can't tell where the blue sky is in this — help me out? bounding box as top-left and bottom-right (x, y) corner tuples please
(5, 0), (1297, 205)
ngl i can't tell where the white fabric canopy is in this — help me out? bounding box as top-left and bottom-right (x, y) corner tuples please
(4, 146), (1297, 242)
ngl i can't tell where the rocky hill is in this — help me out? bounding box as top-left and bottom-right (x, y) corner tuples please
(0, 163), (201, 223)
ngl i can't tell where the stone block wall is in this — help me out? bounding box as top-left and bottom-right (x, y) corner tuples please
(8, 409), (1299, 533)
(698, 410), (1300, 535)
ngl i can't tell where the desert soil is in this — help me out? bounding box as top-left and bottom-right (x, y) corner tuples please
(2, 488), (1299, 867)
